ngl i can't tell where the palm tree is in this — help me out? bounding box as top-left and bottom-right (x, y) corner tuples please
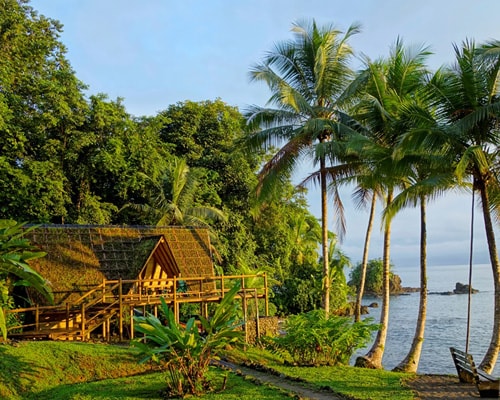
(348, 39), (432, 369)
(326, 232), (352, 311)
(410, 39), (500, 373)
(135, 156), (226, 228)
(245, 19), (360, 314)
(352, 184), (381, 322)
(387, 156), (457, 372)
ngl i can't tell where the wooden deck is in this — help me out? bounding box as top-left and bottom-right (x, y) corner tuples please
(6, 274), (269, 341)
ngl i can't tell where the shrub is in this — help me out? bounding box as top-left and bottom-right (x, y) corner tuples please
(349, 258), (396, 295)
(132, 284), (244, 397)
(268, 310), (378, 366)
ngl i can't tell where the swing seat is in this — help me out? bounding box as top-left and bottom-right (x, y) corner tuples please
(450, 347), (499, 398)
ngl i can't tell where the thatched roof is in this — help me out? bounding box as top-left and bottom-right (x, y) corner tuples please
(24, 225), (214, 304)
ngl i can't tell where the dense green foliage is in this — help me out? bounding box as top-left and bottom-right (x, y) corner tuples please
(133, 285), (244, 396)
(6, 1), (500, 375)
(348, 258), (395, 295)
(0, 220), (52, 339)
(0, 1), (345, 316)
(266, 310), (378, 366)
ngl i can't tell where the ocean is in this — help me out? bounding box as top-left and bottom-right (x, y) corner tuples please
(354, 263), (497, 374)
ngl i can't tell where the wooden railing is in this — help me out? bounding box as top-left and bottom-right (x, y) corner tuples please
(6, 273), (268, 341)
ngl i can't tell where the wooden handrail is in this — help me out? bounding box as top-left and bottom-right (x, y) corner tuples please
(6, 273), (269, 337)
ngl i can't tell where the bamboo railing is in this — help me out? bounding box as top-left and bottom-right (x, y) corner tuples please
(6, 273), (268, 341)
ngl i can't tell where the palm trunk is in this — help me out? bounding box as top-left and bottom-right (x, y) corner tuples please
(320, 155), (330, 314)
(393, 195), (428, 373)
(356, 190), (392, 369)
(354, 192), (377, 322)
(478, 182), (500, 373)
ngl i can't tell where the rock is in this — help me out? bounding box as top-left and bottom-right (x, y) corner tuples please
(453, 282), (479, 294)
(355, 356), (378, 369)
(390, 274), (403, 294)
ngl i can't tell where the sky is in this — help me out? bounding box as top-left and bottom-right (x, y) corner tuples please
(28, 0), (500, 275)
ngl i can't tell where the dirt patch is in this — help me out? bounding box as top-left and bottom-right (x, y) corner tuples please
(406, 375), (480, 399)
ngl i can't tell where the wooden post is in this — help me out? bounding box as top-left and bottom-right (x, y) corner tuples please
(173, 276), (179, 323)
(102, 278), (106, 303)
(242, 291), (248, 343)
(254, 289), (260, 339)
(119, 278), (123, 341)
(35, 305), (39, 331)
(264, 273), (269, 316)
(81, 303), (86, 340)
(105, 319), (110, 342)
(130, 308), (134, 340)
(221, 276), (225, 297)
(66, 303), (70, 330)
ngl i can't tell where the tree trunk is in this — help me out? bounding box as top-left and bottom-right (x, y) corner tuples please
(320, 155), (330, 314)
(356, 190), (392, 369)
(393, 195), (428, 373)
(478, 182), (500, 373)
(354, 192), (377, 322)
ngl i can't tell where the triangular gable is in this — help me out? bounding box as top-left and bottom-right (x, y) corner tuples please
(138, 235), (180, 279)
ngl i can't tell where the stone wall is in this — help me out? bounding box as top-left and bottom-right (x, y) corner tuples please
(243, 316), (279, 344)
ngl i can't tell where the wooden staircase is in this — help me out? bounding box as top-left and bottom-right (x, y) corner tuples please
(9, 282), (123, 341)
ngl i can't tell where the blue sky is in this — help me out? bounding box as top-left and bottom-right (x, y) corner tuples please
(29, 0), (500, 275)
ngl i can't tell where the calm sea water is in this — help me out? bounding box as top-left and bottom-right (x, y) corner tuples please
(354, 263), (497, 374)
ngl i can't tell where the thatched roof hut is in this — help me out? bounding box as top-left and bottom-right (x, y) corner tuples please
(24, 225), (214, 304)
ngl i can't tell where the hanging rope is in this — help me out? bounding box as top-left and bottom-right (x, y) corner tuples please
(466, 189), (475, 353)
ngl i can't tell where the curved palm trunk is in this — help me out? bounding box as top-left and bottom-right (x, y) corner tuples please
(478, 182), (500, 373)
(393, 195), (428, 373)
(354, 193), (377, 322)
(320, 155), (330, 314)
(356, 190), (393, 369)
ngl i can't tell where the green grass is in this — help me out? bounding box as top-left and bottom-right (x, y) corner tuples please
(0, 341), (416, 400)
(24, 369), (294, 400)
(224, 346), (415, 400)
(272, 365), (413, 400)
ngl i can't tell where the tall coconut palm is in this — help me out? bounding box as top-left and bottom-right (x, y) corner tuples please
(386, 154), (457, 372)
(348, 39), (432, 368)
(245, 19), (360, 314)
(412, 39), (500, 373)
(352, 184), (381, 322)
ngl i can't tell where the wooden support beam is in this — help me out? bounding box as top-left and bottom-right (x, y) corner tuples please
(119, 278), (123, 341)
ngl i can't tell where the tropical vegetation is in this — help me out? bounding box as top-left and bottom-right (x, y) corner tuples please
(0, 220), (53, 339)
(265, 309), (378, 366)
(133, 284), (244, 397)
(244, 20), (360, 314)
(3, 1), (500, 396)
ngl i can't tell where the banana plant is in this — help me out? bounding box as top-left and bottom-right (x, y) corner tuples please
(0, 220), (53, 340)
(133, 283), (244, 396)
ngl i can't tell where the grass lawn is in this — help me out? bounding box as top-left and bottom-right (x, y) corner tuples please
(0, 341), (416, 400)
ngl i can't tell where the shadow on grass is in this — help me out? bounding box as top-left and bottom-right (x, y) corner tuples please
(0, 345), (41, 397)
(28, 368), (296, 400)
(26, 372), (166, 400)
